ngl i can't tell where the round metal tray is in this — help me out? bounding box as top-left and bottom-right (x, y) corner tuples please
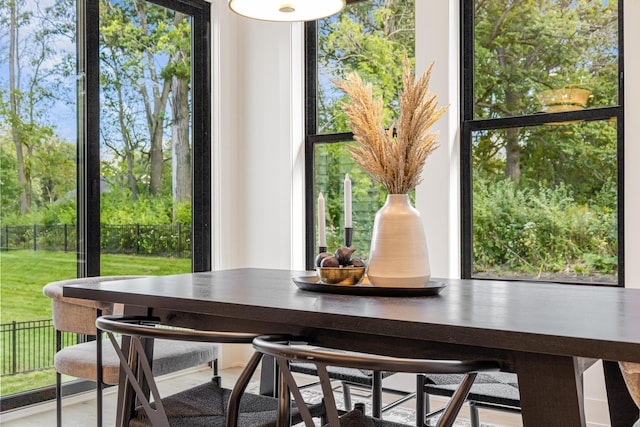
(292, 276), (446, 297)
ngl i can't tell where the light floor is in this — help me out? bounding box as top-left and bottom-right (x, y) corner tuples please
(0, 366), (523, 427)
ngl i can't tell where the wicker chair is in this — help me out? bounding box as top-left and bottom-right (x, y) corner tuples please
(95, 315), (326, 427)
(288, 363), (411, 418)
(417, 372), (521, 427)
(43, 277), (219, 427)
(239, 335), (501, 427)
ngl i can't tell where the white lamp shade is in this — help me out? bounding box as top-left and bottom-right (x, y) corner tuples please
(228, 0), (346, 22)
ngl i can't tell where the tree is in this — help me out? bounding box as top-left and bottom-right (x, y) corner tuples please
(1, 0), (76, 216)
(314, 0), (416, 254)
(0, 130), (21, 219)
(99, 0), (192, 211)
(473, 0), (618, 185)
(317, 0), (415, 134)
(7, 0), (32, 214)
(165, 13), (191, 207)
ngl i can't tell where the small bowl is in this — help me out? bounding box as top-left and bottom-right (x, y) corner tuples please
(317, 267), (366, 286)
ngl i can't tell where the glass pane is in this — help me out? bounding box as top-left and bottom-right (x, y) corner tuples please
(99, 0), (192, 274)
(473, 0), (618, 120)
(472, 119), (618, 284)
(316, 0), (415, 133)
(0, 0), (77, 396)
(315, 142), (391, 261)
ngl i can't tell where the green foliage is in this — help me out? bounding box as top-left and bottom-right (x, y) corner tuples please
(41, 199), (77, 225)
(474, 0), (618, 120)
(315, 142), (387, 259)
(98, 0), (193, 200)
(100, 191), (175, 225)
(0, 136), (21, 219)
(464, 0), (620, 282)
(173, 201), (192, 224)
(313, 0), (416, 259)
(472, 171), (617, 277)
(519, 120), (618, 205)
(317, 0), (415, 133)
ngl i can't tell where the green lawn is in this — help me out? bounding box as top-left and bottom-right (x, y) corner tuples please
(0, 250), (191, 322)
(0, 250), (191, 395)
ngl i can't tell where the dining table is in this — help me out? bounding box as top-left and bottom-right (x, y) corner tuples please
(63, 268), (640, 427)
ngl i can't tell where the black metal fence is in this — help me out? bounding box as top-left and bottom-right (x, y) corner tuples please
(0, 223), (191, 258)
(0, 319), (79, 376)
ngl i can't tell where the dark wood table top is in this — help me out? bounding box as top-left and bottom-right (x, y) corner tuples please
(63, 267), (640, 363)
(64, 268), (640, 426)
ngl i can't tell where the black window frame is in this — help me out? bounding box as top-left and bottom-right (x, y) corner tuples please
(1, 0), (210, 410)
(80, 0), (212, 277)
(459, 0), (625, 286)
(304, 21), (357, 270)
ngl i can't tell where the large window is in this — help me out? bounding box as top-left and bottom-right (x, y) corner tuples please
(0, 0), (209, 407)
(305, 0), (416, 269)
(84, 0), (211, 276)
(461, 0), (623, 285)
(96, 0), (210, 274)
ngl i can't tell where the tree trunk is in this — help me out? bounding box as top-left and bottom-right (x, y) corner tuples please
(171, 76), (191, 211)
(148, 94), (167, 196)
(9, 0), (31, 214)
(504, 88), (521, 184)
(505, 127), (521, 184)
(115, 77), (139, 202)
(135, 0), (171, 196)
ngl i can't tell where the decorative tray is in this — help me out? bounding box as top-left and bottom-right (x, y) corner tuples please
(292, 276), (446, 297)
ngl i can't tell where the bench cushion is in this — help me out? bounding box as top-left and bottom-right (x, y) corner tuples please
(422, 372), (520, 409)
(55, 337), (218, 385)
(289, 362), (395, 386)
(129, 381), (325, 427)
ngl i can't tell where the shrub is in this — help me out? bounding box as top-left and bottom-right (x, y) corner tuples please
(472, 172), (617, 275)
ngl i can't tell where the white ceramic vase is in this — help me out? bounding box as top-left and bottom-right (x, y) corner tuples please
(366, 194), (430, 288)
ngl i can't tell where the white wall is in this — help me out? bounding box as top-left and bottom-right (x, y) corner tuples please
(625, 2), (640, 290)
(415, 0), (460, 279)
(212, 0), (640, 420)
(211, 1), (305, 273)
(211, 0), (306, 366)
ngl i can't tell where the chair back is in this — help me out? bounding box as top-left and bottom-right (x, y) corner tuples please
(43, 276), (146, 335)
(96, 315), (259, 427)
(253, 335), (499, 374)
(251, 335), (500, 427)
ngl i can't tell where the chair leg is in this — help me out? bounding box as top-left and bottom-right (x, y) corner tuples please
(342, 382), (352, 411)
(105, 332), (170, 427)
(276, 364), (292, 427)
(96, 308), (103, 427)
(372, 371), (383, 418)
(56, 371), (62, 427)
(436, 373), (477, 427)
(226, 352), (264, 427)
(416, 374), (425, 427)
(314, 363), (342, 427)
(56, 329), (62, 427)
(469, 402), (480, 427)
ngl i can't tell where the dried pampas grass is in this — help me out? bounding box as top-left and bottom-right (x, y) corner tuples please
(336, 55), (448, 194)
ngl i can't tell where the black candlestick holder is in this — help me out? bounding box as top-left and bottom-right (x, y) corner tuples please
(344, 227), (353, 247)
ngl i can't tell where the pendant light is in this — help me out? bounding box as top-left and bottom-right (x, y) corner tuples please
(228, 0), (346, 22)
